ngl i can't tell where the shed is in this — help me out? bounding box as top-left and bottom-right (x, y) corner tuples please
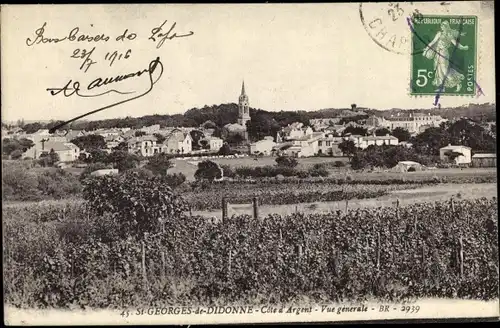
(471, 153), (496, 168)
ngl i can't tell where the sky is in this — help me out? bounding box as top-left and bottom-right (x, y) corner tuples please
(1, 2), (496, 123)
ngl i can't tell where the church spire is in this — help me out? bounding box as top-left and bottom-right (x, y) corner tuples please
(241, 80), (246, 96)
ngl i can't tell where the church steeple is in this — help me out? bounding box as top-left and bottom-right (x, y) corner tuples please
(238, 79), (250, 130)
(241, 80), (246, 96)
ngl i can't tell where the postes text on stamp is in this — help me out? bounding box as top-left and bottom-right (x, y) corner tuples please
(410, 15), (477, 97)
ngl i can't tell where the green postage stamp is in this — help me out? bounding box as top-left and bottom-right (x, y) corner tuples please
(410, 15), (477, 96)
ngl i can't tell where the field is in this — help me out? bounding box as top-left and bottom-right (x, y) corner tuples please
(168, 156), (350, 180)
(4, 197), (498, 308)
(2, 162), (498, 310)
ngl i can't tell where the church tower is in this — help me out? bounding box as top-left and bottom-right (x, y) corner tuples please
(238, 80), (250, 128)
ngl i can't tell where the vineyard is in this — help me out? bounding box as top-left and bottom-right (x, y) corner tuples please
(4, 194), (498, 309)
(183, 182), (423, 211)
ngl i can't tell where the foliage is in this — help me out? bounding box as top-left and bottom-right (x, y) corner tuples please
(411, 119), (496, 155)
(2, 137), (35, 157)
(106, 150), (140, 172)
(82, 171), (189, 239)
(218, 143), (233, 156)
(351, 145), (437, 170)
(37, 169), (83, 199)
(338, 140), (357, 158)
(342, 126), (368, 136)
(194, 160), (223, 181)
(70, 135), (106, 151)
(4, 198), (497, 307)
(275, 155), (298, 168)
(153, 133), (166, 144)
(189, 130), (205, 150)
(38, 149), (60, 167)
(135, 131), (146, 137)
(392, 127), (411, 142)
(143, 153), (173, 176)
(164, 173), (187, 188)
(375, 128), (391, 136)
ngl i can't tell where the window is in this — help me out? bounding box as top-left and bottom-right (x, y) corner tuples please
(318, 141), (323, 146)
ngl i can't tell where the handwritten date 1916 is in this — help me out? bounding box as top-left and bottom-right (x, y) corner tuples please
(46, 57), (164, 133)
(149, 20), (194, 49)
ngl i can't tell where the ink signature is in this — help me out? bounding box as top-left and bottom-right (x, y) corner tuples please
(47, 56), (164, 133)
(149, 20), (194, 49)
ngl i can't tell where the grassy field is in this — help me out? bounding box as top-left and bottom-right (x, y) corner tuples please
(192, 182), (498, 220)
(167, 156), (350, 180)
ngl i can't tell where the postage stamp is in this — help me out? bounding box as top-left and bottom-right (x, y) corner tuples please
(409, 15), (478, 96)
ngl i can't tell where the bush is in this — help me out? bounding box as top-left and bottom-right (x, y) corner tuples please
(194, 160), (223, 181)
(275, 156), (298, 168)
(37, 169), (82, 199)
(309, 166), (329, 177)
(334, 161), (345, 167)
(220, 164), (236, 178)
(2, 164), (41, 201)
(164, 173), (186, 188)
(82, 171), (189, 238)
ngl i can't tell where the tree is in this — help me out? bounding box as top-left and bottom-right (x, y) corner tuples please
(342, 126), (368, 136)
(392, 127), (411, 142)
(189, 130), (205, 150)
(10, 149), (23, 159)
(49, 149), (60, 164)
(135, 131), (147, 137)
(113, 141), (129, 151)
(71, 135), (106, 150)
(338, 139), (357, 158)
(153, 133), (166, 144)
(375, 128), (391, 136)
(218, 143), (233, 156)
(275, 155), (298, 168)
(82, 172), (189, 239)
(107, 150), (140, 172)
(444, 150), (464, 164)
(194, 160), (223, 181)
(199, 139), (210, 150)
(227, 133), (244, 146)
(145, 153), (174, 176)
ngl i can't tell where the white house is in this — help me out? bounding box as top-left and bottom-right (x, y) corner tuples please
(439, 144), (472, 164)
(23, 141), (80, 162)
(128, 135), (159, 157)
(162, 129), (192, 155)
(249, 139), (276, 156)
(358, 134), (399, 149)
(207, 137), (223, 152)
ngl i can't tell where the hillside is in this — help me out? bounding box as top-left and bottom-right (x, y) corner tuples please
(15, 102), (496, 134)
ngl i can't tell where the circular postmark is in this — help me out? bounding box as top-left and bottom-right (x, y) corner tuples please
(360, 2), (425, 55)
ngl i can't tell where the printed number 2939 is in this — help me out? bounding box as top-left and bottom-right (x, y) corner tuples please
(401, 305), (420, 313)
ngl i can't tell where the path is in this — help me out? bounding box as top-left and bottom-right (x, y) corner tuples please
(191, 183), (497, 219)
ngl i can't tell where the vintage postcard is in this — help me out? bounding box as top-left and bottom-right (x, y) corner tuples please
(2, 1), (498, 325)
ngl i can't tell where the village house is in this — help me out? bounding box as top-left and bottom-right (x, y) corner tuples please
(161, 129), (193, 155)
(439, 144), (472, 165)
(22, 141), (80, 162)
(206, 136), (224, 152)
(357, 134), (399, 149)
(471, 153), (496, 168)
(317, 134), (344, 156)
(127, 135), (159, 157)
(140, 124), (161, 134)
(105, 135), (125, 150)
(380, 113), (447, 134)
(277, 122), (314, 142)
(249, 137), (276, 156)
(64, 130), (85, 142)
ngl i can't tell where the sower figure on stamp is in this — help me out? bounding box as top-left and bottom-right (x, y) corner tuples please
(423, 21), (469, 92)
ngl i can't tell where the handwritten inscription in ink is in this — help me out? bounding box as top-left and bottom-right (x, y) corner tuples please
(25, 19), (193, 132)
